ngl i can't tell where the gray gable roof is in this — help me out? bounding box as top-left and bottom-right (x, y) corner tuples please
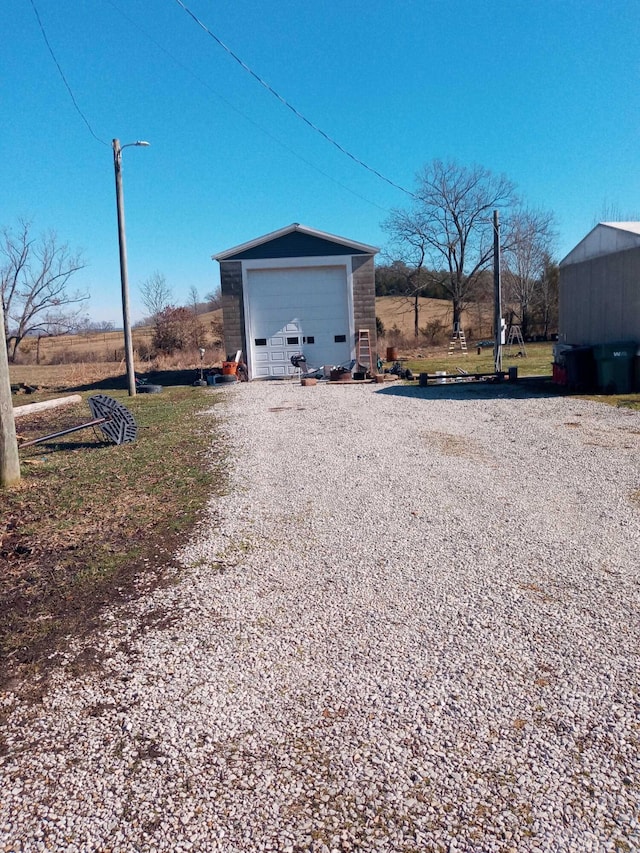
(213, 223), (380, 262)
(561, 222), (640, 266)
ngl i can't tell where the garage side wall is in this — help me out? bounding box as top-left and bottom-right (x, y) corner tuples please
(219, 261), (246, 359)
(559, 247), (640, 345)
(352, 255), (377, 357)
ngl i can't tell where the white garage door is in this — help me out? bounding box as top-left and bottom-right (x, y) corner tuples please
(246, 266), (351, 378)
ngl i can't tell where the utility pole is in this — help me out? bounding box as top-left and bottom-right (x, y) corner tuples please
(113, 138), (149, 396)
(493, 209), (503, 374)
(0, 299), (20, 487)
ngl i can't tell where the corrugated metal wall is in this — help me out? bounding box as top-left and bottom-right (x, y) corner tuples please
(559, 246), (640, 345)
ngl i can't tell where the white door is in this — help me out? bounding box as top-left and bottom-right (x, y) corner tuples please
(246, 266), (350, 378)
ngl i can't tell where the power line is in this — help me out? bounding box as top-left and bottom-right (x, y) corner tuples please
(28, 0), (109, 147)
(172, 0), (416, 200)
(104, 0), (390, 212)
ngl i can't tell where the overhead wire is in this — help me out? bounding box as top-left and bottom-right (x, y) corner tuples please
(28, 0), (109, 147)
(103, 0), (391, 212)
(172, 0), (416, 200)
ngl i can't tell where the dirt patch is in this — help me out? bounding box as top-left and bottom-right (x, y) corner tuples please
(0, 387), (226, 701)
(422, 429), (489, 462)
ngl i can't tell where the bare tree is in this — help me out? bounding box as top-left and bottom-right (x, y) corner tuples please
(188, 284), (200, 315)
(594, 202), (640, 225)
(1, 220), (88, 361)
(379, 225), (445, 338)
(502, 207), (556, 339)
(139, 271), (172, 319)
(535, 253), (559, 340)
(205, 287), (222, 311)
(384, 160), (517, 332)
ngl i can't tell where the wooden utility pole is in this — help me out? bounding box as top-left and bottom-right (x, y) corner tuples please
(113, 139), (137, 397)
(493, 210), (503, 373)
(112, 138), (150, 396)
(0, 299), (20, 487)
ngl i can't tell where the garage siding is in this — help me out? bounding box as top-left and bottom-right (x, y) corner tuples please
(352, 255), (377, 357)
(219, 261), (246, 358)
(223, 230), (367, 260)
(559, 246), (640, 345)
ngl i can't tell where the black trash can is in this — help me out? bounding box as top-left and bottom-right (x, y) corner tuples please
(593, 342), (636, 394)
(564, 346), (596, 392)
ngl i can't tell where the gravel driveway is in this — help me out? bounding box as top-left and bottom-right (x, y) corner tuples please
(2, 380), (639, 852)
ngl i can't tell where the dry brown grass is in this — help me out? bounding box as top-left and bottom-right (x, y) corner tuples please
(376, 296), (494, 345)
(10, 362), (125, 392)
(14, 309), (224, 366)
(9, 347), (227, 393)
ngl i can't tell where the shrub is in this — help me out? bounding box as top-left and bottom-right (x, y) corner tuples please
(152, 306), (204, 355)
(419, 319), (447, 346)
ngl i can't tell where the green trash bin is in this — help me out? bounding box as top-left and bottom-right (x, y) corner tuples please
(592, 341), (636, 394)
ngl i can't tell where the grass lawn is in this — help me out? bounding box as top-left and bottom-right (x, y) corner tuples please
(399, 341), (555, 377)
(1, 377), (226, 693)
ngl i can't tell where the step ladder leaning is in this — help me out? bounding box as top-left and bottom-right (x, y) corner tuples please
(448, 325), (468, 356)
(356, 329), (374, 376)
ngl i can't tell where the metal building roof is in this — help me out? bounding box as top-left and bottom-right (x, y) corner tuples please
(561, 222), (640, 266)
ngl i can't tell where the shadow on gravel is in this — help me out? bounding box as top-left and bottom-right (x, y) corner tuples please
(376, 377), (563, 401)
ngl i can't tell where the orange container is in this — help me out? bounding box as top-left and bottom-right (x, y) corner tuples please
(222, 362), (238, 375)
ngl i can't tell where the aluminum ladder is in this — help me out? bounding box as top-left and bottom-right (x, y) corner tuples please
(448, 327), (468, 355)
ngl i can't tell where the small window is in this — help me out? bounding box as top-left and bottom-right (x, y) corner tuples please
(334, 334), (346, 343)
(287, 336), (299, 345)
(254, 338), (267, 346)
(304, 336), (315, 344)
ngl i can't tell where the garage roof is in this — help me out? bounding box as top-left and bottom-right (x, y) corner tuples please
(212, 223), (380, 262)
(561, 222), (640, 266)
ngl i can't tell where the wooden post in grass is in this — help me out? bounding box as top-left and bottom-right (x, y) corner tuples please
(0, 299), (20, 487)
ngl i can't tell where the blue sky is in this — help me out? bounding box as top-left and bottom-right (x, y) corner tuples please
(3, 0), (639, 324)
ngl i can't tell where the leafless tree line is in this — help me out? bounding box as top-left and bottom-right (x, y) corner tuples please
(382, 160), (558, 339)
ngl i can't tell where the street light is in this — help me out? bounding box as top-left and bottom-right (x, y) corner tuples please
(113, 138), (150, 396)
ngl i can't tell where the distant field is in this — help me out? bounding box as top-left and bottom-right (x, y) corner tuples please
(13, 309), (224, 364)
(13, 300), (496, 369)
(375, 296), (493, 341)
(10, 362), (124, 392)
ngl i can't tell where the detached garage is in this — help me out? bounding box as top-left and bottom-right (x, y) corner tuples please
(213, 224), (379, 379)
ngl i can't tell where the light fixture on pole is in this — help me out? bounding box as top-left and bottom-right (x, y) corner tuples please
(113, 138), (150, 397)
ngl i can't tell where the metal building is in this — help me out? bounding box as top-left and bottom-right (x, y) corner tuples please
(213, 223), (379, 379)
(559, 222), (640, 345)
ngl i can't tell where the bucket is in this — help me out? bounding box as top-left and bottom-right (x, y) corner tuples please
(222, 362), (238, 376)
(386, 346), (398, 362)
(330, 368), (351, 382)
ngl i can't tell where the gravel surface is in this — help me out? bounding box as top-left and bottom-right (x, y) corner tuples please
(1, 379), (639, 852)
